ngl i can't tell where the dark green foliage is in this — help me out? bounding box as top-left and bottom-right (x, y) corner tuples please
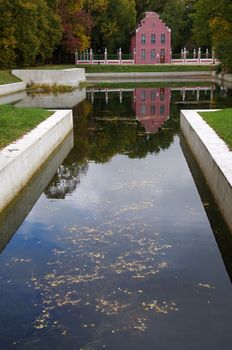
(0, 0), (62, 68)
(161, 0), (186, 51)
(0, 1), (16, 68)
(135, 0), (168, 19)
(84, 0), (136, 53)
(0, 0), (231, 70)
(192, 0), (232, 72)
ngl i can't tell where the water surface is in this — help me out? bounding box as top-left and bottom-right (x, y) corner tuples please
(0, 84), (232, 350)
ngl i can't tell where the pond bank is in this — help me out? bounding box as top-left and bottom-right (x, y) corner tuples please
(0, 82), (26, 96)
(86, 71), (214, 83)
(12, 68), (86, 87)
(180, 110), (232, 233)
(0, 110), (73, 213)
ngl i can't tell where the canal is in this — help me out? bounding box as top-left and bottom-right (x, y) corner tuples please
(0, 83), (232, 350)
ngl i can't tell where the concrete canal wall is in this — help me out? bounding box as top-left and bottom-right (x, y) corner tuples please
(15, 89), (86, 109)
(86, 71), (214, 83)
(0, 110), (73, 213)
(213, 73), (232, 90)
(12, 68), (86, 87)
(0, 132), (73, 252)
(180, 110), (232, 233)
(0, 82), (26, 97)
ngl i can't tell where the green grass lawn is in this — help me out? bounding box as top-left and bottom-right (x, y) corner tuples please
(79, 64), (216, 73)
(0, 70), (21, 85)
(0, 105), (52, 150)
(28, 64), (216, 73)
(200, 109), (232, 150)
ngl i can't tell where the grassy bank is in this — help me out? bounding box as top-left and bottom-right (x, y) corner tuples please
(200, 109), (232, 150)
(0, 70), (21, 85)
(0, 105), (52, 150)
(79, 64), (215, 73)
(28, 64), (215, 73)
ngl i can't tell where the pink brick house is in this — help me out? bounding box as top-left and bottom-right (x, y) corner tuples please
(131, 11), (171, 64)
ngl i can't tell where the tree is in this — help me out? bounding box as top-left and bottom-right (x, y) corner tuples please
(84, 0), (136, 53)
(192, 0), (232, 71)
(58, 0), (92, 53)
(135, 0), (168, 20)
(0, 1), (16, 68)
(161, 0), (186, 51)
(0, 0), (62, 67)
(102, 0), (136, 52)
(33, 1), (62, 64)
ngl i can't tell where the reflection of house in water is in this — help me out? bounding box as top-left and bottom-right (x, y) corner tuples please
(133, 88), (171, 133)
(86, 85), (216, 133)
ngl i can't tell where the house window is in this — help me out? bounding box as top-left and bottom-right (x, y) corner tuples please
(151, 90), (156, 101)
(151, 49), (156, 60)
(141, 90), (146, 102)
(141, 104), (146, 115)
(151, 105), (155, 115)
(151, 34), (155, 44)
(161, 33), (166, 44)
(141, 49), (146, 60)
(160, 49), (165, 57)
(141, 34), (146, 44)
(160, 105), (165, 115)
(160, 89), (165, 101)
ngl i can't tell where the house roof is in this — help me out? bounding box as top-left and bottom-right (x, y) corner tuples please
(135, 11), (171, 33)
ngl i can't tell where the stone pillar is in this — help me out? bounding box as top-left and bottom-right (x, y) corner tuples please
(104, 48), (107, 64)
(210, 86), (214, 100)
(75, 50), (78, 64)
(105, 89), (108, 104)
(198, 47), (201, 63)
(119, 48), (122, 64)
(133, 48), (136, 64)
(197, 86), (200, 101)
(182, 88), (186, 102)
(193, 48), (196, 59)
(181, 49), (184, 61)
(184, 47), (187, 63)
(90, 48), (93, 64)
(91, 89), (94, 103)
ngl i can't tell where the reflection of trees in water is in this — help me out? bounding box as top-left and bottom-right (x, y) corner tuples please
(45, 93), (179, 198)
(73, 96), (179, 163)
(44, 163), (88, 199)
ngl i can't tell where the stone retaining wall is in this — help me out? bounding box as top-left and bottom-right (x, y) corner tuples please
(180, 110), (232, 232)
(12, 68), (86, 87)
(0, 82), (26, 96)
(0, 110), (73, 212)
(86, 71), (214, 83)
(0, 132), (73, 252)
